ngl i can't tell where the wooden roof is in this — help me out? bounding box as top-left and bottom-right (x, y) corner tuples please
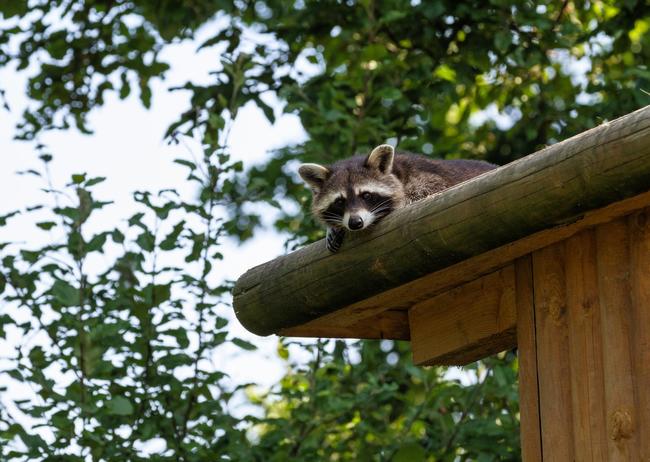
(233, 105), (650, 347)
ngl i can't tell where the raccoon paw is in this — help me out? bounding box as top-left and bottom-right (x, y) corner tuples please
(326, 227), (345, 253)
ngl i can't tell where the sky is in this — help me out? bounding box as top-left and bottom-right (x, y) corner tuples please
(0, 25), (314, 430)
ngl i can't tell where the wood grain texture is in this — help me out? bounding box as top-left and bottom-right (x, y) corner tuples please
(234, 106), (650, 336)
(532, 244), (575, 461)
(596, 220), (640, 460)
(564, 230), (607, 461)
(629, 209), (650, 461)
(279, 309), (410, 340)
(408, 265), (517, 366)
(515, 256), (542, 462)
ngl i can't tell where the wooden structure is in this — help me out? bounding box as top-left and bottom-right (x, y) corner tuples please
(233, 106), (650, 460)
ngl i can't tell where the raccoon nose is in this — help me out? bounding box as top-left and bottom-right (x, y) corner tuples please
(348, 215), (364, 230)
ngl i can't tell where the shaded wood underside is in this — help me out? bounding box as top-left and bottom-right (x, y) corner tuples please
(234, 105), (650, 338)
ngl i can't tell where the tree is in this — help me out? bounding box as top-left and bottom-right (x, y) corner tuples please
(1, 0), (648, 460)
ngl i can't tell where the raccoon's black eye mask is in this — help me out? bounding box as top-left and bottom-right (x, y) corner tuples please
(359, 192), (390, 210)
(325, 198), (346, 218)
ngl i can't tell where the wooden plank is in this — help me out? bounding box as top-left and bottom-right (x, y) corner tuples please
(234, 106), (650, 336)
(596, 219), (640, 460)
(408, 265), (516, 366)
(629, 209), (650, 460)
(514, 256), (542, 462)
(279, 310), (409, 340)
(532, 243), (575, 461)
(278, 190), (650, 341)
(564, 230), (607, 461)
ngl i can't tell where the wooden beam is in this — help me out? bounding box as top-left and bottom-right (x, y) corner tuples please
(629, 208), (650, 459)
(234, 106), (650, 337)
(532, 243), (575, 460)
(564, 230), (607, 460)
(596, 219), (640, 458)
(408, 265), (517, 366)
(515, 256), (542, 462)
(279, 309), (409, 340)
(274, 190), (650, 341)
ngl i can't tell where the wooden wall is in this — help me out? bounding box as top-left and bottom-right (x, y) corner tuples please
(517, 209), (650, 461)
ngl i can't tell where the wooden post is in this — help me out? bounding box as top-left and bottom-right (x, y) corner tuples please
(517, 212), (650, 460)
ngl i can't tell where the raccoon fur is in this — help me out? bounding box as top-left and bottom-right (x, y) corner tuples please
(299, 144), (497, 252)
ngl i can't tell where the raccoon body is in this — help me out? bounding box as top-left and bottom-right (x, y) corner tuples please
(299, 145), (497, 252)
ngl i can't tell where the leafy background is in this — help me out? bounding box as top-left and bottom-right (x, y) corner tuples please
(0, 0), (648, 460)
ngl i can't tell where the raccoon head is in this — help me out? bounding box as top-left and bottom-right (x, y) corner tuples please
(299, 144), (406, 232)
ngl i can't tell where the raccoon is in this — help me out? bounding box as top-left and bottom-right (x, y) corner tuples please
(299, 144), (497, 252)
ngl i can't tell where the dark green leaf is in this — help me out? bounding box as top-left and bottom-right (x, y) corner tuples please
(51, 280), (78, 307)
(232, 338), (257, 351)
(106, 396), (134, 416)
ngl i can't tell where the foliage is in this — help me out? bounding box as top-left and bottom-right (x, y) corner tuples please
(0, 87), (262, 459)
(2, 1), (648, 243)
(253, 341), (519, 461)
(1, 0), (649, 460)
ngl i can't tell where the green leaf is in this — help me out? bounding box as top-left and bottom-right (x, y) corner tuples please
(215, 316), (228, 329)
(164, 328), (190, 348)
(86, 232), (107, 252)
(16, 169), (41, 177)
(140, 80), (152, 108)
(434, 64), (456, 82)
(393, 443), (426, 462)
(111, 229), (125, 243)
(232, 338), (257, 351)
(20, 250), (40, 263)
(173, 159), (197, 170)
(119, 72), (131, 99)
(71, 173), (86, 184)
(148, 283), (171, 307)
(85, 176), (106, 187)
(185, 232), (204, 262)
(106, 396), (134, 416)
(51, 280), (78, 307)
(494, 31), (512, 53)
(381, 10), (408, 23)
(136, 230), (155, 252)
(160, 220), (185, 250)
(0, 210), (20, 225)
(36, 221), (56, 230)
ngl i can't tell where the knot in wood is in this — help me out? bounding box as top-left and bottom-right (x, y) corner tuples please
(547, 297), (566, 325)
(543, 274), (566, 325)
(371, 257), (389, 279)
(581, 297), (596, 316)
(609, 408), (634, 441)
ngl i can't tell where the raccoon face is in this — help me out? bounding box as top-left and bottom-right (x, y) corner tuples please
(299, 145), (406, 232)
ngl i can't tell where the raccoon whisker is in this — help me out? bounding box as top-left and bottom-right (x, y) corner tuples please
(370, 198), (392, 208)
(370, 200), (393, 213)
(321, 213), (343, 221)
(371, 206), (393, 217)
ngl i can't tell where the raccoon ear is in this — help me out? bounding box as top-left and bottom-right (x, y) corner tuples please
(366, 144), (394, 174)
(298, 163), (330, 191)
